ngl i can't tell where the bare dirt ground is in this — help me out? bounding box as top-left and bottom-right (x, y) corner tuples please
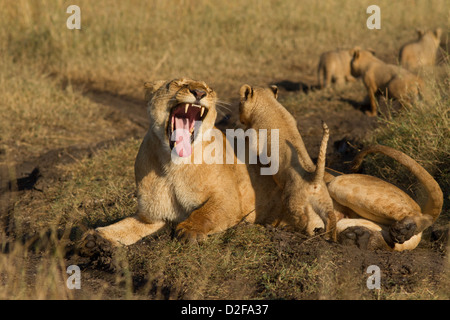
(1, 73), (448, 299)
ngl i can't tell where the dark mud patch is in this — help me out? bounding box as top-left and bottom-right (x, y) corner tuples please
(1, 137), (138, 190)
(82, 90), (149, 130)
(266, 225), (448, 299)
(274, 79), (319, 93)
(0, 136), (140, 248)
(75, 223), (448, 300)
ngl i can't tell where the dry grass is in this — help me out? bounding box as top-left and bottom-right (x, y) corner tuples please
(1, 0), (447, 159)
(0, 0), (448, 300)
(1, 0), (447, 92)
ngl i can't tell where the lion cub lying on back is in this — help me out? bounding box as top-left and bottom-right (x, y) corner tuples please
(239, 84), (336, 238)
(350, 48), (423, 116)
(330, 145), (443, 251)
(399, 28), (442, 71)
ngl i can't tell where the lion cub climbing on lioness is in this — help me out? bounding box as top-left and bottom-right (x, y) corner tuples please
(350, 48), (423, 116)
(239, 84), (336, 238)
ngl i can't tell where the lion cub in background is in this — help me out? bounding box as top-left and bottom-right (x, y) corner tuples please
(317, 49), (357, 88)
(399, 28), (442, 71)
(350, 48), (423, 116)
(239, 84), (336, 238)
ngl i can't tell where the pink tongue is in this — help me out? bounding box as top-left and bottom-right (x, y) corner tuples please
(174, 117), (192, 157)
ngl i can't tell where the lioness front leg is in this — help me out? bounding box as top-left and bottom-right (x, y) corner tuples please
(81, 215), (166, 250)
(175, 197), (240, 243)
(79, 215), (167, 268)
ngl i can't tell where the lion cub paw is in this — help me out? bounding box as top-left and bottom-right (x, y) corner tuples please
(175, 222), (208, 244)
(78, 230), (116, 270)
(389, 217), (417, 244)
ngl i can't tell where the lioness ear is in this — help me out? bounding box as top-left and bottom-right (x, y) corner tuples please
(368, 48), (376, 56)
(144, 80), (166, 101)
(270, 85), (278, 99)
(239, 84), (253, 101)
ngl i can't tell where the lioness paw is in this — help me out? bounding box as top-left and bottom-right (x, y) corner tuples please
(78, 230), (116, 270)
(175, 223), (207, 244)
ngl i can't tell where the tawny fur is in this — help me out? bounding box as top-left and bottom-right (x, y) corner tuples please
(350, 48), (423, 116)
(399, 28), (442, 71)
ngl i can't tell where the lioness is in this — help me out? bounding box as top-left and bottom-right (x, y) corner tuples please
(82, 78), (288, 251)
(350, 48), (423, 116)
(239, 84), (336, 238)
(399, 28), (442, 71)
(317, 49), (357, 88)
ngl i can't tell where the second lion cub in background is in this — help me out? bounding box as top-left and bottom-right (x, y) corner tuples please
(350, 48), (423, 116)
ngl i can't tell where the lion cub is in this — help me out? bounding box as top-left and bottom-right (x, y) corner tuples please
(317, 49), (357, 88)
(399, 28), (442, 71)
(350, 48), (423, 116)
(239, 84), (336, 238)
(331, 145), (443, 251)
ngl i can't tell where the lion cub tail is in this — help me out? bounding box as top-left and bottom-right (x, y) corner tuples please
(313, 122), (337, 241)
(314, 121), (330, 184)
(351, 145), (443, 222)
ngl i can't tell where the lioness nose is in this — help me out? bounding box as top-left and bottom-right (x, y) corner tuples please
(190, 89), (207, 100)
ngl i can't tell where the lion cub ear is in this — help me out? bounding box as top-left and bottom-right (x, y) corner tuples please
(434, 28), (442, 40)
(239, 84), (254, 102)
(350, 47), (361, 59)
(270, 85), (278, 99)
(144, 80), (166, 101)
(416, 28), (425, 38)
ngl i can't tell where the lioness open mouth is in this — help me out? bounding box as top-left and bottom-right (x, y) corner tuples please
(168, 103), (208, 157)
